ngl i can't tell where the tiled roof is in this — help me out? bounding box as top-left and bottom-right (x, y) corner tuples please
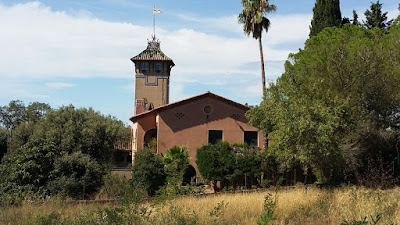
(131, 40), (175, 65)
(130, 92), (250, 122)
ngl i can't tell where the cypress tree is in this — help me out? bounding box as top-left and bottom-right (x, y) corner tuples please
(364, 1), (392, 29)
(352, 10), (361, 26)
(309, 0), (342, 37)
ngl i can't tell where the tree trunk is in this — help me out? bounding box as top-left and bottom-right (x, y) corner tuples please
(258, 37), (267, 99)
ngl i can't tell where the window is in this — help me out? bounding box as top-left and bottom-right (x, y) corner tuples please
(140, 62), (148, 73)
(208, 130), (223, 144)
(244, 131), (258, 146)
(155, 63), (162, 73)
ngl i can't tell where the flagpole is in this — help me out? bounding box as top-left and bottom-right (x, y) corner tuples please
(153, 7), (156, 38)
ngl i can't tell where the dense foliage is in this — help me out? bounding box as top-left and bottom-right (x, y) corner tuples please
(247, 24), (400, 184)
(48, 151), (104, 198)
(0, 100), (51, 131)
(196, 142), (265, 191)
(0, 139), (59, 201)
(163, 146), (189, 188)
(131, 147), (166, 196)
(364, 1), (392, 29)
(309, 0), (342, 37)
(0, 101), (130, 201)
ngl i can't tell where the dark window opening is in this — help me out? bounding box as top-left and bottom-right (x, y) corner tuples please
(155, 63), (162, 73)
(244, 131), (258, 146)
(209, 130), (223, 144)
(140, 62), (148, 73)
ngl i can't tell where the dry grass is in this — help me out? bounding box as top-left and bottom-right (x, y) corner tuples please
(165, 186), (400, 224)
(1, 186), (400, 224)
(0, 200), (118, 225)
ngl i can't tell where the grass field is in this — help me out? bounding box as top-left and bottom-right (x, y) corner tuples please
(1, 186), (400, 224)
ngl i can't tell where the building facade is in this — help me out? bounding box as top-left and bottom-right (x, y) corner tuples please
(130, 92), (265, 170)
(130, 37), (264, 172)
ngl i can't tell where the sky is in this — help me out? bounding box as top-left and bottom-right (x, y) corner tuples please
(0, 0), (399, 125)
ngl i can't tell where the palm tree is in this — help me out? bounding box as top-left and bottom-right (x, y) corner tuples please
(238, 0), (276, 99)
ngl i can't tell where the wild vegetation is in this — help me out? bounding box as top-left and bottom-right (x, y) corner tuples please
(2, 186), (400, 224)
(1, 1), (400, 224)
(247, 2), (400, 186)
(0, 101), (130, 204)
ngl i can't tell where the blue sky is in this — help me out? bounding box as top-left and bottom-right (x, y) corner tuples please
(0, 0), (399, 125)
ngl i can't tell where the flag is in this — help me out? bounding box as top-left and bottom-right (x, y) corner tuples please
(152, 8), (162, 14)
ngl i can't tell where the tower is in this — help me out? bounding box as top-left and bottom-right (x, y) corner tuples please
(131, 36), (175, 115)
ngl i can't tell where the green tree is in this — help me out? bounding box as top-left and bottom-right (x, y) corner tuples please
(196, 141), (236, 191)
(48, 151), (104, 199)
(131, 147), (166, 196)
(0, 104), (130, 200)
(231, 144), (262, 188)
(364, 1), (392, 29)
(309, 0), (342, 37)
(0, 100), (27, 131)
(0, 139), (59, 198)
(238, 0), (276, 98)
(0, 101), (50, 132)
(26, 102), (51, 123)
(247, 25), (400, 183)
(352, 10), (361, 26)
(12, 105), (130, 165)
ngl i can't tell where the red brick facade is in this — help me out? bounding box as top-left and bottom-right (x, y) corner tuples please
(130, 92), (264, 171)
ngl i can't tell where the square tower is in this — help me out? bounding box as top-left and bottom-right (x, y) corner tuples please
(131, 37), (175, 115)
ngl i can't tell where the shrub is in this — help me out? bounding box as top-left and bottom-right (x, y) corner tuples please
(0, 139), (59, 202)
(196, 142), (235, 192)
(99, 173), (130, 199)
(131, 147), (166, 196)
(48, 151), (104, 199)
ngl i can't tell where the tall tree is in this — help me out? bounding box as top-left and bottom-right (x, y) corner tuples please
(0, 100), (51, 135)
(0, 100), (26, 131)
(352, 10), (361, 26)
(309, 0), (342, 37)
(247, 25), (400, 183)
(364, 1), (392, 29)
(238, 0), (276, 99)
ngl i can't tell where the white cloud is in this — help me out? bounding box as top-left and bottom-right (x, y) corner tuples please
(45, 82), (75, 89)
(266, 14), (312, 45)
(0, 2), (150, 79)
(0, 1), (310, 102)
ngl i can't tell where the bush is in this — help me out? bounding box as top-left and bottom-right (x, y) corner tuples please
(131, 147), (166, 196)
(48, 152), (104, 199)
(196, 142), (265, 191)
(99, 173), (129, 199)
(0, 139), (59, 201)
(196, 142), (235, 192)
